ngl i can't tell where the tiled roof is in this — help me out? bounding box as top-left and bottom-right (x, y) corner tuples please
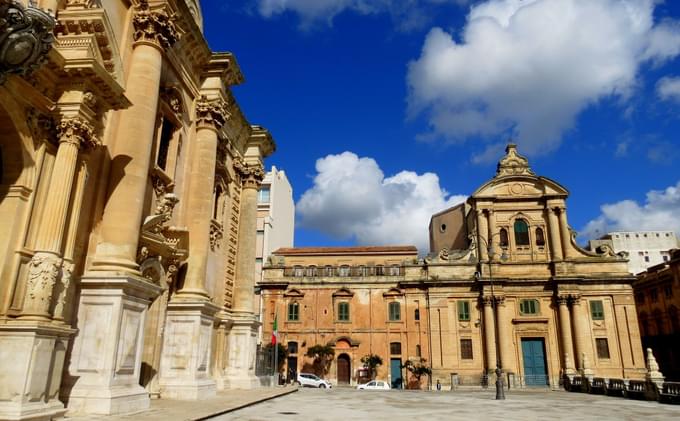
(273, 246), (418, 256)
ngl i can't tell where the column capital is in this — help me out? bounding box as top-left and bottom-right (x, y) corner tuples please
(568, 293), (582, 305)
(57, 117), (98, 150)
(195, 95), (229, 131)
(481, 296), (494, 307)
(132, 0), (179, 52)
(556, 295), (570, 306)
(234, 158), (264, 190)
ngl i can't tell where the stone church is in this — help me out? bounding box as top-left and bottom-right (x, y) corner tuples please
(260, 145), (646, 389)
(0, 1), (273, 419)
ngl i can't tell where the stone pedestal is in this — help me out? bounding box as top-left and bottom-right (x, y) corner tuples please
(0, 323), (74, 421)
(66, 275), (162, 415)
(158, 300), (219, 400)
(221, 314), (261, 389)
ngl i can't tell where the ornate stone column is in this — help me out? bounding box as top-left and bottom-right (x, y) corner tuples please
(569, 295), (593, 376)
(556, 295), (576, 375)
(547, 207), (563, 261)
(476, 209), (488, 261)
(21, 118), (96, 320)
(558, 207), (575, 260)
(482, 296), (497, 374)
(89, 1), (178, 273)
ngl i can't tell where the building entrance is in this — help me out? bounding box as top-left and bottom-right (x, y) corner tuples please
(390, 358), (402, 389)
(337, 354), (350, 384)
(521, 338), (548, 386)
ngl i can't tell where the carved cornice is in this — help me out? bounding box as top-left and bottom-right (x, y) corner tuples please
(57, 117), (98, 150)
(195, 95), (228, 130)
(495, 143), (535, 178)
(233, 158), (264, 189)
(132, 0), (179, 52)
(0, 0), (56, 83)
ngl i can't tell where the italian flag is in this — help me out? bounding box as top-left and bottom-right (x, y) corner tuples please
(271, 314), (278, 345)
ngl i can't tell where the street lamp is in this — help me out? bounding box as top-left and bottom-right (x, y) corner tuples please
(475, 236), (508, 400)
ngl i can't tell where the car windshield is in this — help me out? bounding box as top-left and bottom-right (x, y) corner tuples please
(368, 381), (375, 386)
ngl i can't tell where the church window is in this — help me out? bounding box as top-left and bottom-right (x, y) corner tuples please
(535, 227), (545, 247)
(596, 338), (610, 359)
(499, 228), (509, 248)
(457, 301), (470, 321)
(388, 302), (401, 321)
(156, 117), (175, 171)
(590, 300), (604, 320)
(338, 302), (350, 321)
(213, 184), (223, 219)
(287, 302), (300, 321)
(514, 219), (530, 246)
(414, 308), (420, 321)
(519, 299), (539, 315)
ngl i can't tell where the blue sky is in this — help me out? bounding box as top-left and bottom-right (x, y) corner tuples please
(202, 0), (680, 253)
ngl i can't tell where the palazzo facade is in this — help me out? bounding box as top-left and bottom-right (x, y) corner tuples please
(260, 145), (646, 389)
(0, 1), (274, 420)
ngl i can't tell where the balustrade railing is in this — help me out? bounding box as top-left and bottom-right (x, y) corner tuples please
(564, 375), (680, 405)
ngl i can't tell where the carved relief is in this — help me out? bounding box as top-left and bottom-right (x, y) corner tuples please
(495, 143), (535, 177)
(57, 117), (98, 149)
(161, 86), (184, 116)
(210, 219), (223, 251)
(53, 260), (75, 320)
(233, 158), (264, 190)
(24, 252), (61, 315)
(195, 95), (229, 130)
(0, 0), (56, 83)
(132, 0), (179, 51)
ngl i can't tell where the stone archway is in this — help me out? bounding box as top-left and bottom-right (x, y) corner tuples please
(139, 257), (169, 397)
(337, 353), (351, 385)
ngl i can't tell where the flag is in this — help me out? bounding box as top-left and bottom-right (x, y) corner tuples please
(271, 314), (278, 346)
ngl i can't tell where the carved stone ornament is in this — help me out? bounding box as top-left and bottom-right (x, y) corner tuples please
(495, 143), (535, 178)
(438, 247), (449, 261)
(65, 0), (98, 8)
(195, 95), (229, 130)
(233, 158), (265, 189)
(161, 86), (183, 115)
(556, 295), (570, 306)
(0, 0), (56, 83)
(595, 243), (616, 257)
(210, 219), (223, 251)
(152, 192), (179, 233)
(24, 251), (61, 315)
(57, 117), (98, 149)
(132, 0), (179, 51)
(53, 260), (75, 320)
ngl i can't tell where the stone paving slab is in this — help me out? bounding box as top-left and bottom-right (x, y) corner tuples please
(212, 387), (680, 421)
(62, 387), (298, 421)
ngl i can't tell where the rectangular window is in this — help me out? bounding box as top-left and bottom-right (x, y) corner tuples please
(460, 339), (473, 360)
(287, 303), (299, 321)
(156, 117), (174, 170)
(257, 187), (271, 203)
(287, 342), (298, 354)
(416, 344), (421, 357)
(338, 302), (350, 321)
(388, 302), (401, 321)
(414, 308), (420, 321)
(390, 342), (402, 355)
(590, 300), (605, 320)
(596, 338), (610, 359)
(664, 286), (673, 298)
(644, 256), (650, 263)
(457, 301), (470, 321)
(519, 299), (539, 315)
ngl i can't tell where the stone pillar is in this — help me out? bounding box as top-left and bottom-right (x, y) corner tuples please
(482, 296), (497, 374)
(570, 295), (593, 376)
(487, 209), (497, 256)
(20, 118), (96, 320)
(556, 295), (576, 375)
(558, 207), (575, 260)
(495, 297), (513, 373)
(476, 209), (488, 261)
(89, 3), (178, 274)
(547, 207), (563, 261)
(177, 96), (228, 299)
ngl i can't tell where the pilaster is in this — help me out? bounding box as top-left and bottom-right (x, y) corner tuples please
(547, 207), (562, 262)
(476, 209), (488, 261)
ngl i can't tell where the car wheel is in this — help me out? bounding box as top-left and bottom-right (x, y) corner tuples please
(319, 384), (327, 388)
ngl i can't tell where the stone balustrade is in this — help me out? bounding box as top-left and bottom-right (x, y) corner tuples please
(564, 376), (680, 404)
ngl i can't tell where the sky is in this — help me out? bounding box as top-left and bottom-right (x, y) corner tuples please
(201, 0), (680, 254)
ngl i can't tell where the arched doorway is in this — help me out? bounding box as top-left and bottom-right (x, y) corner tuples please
(337, 353), (351, 385)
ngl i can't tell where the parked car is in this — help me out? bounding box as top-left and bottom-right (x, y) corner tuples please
(297, 373), (332, 388)
(357, 380), (391, 390)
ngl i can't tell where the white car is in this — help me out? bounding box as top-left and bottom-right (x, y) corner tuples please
(357, 380), (391, 390)
(297, 373), (332, 388)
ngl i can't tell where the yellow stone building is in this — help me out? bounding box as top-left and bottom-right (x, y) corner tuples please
(0, 1), (274, 419)
(260, 145), (646, 390)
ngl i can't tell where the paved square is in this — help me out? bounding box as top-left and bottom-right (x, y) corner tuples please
(211, 387), (680, 421)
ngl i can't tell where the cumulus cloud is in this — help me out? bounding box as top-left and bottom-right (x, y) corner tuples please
(581, 181), (680, 241)
(257, 0), (460, 29)
(657, 76), (680, 102)
(407, 0), (680, 157)
(296, 152), (466, 252)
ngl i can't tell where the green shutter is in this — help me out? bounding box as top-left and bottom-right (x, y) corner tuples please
(590, 300), (604, 320)
(338, 302), (350, 321)
(458, 301), (470, 321)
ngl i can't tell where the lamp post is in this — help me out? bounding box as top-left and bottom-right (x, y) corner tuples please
(475, 236), (507, 400)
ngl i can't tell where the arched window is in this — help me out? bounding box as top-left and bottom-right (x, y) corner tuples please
(535, 227), (546, 247)
(514, 219), (530, 246)
(388, 302), (401, 321)
(499, 228), (509, 247)
(306, 266), (317, 277)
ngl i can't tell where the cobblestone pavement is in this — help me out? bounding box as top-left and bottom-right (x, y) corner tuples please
(210, 387), (680, 421)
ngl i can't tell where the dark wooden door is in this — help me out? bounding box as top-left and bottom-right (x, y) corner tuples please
(337, 354), (350, 384)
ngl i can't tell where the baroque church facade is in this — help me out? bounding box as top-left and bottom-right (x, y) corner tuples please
(260, 145), (646, 389)
(0, 1), (273, 419)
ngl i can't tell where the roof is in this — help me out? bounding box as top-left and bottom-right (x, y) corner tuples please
(272, 246), (418, 256)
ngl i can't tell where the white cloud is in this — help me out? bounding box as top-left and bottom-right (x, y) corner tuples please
(581, 181), (680, 240)
(296, 152), (466, 253)
(657, 76), (680, 102)
(407, 0), (680, 157)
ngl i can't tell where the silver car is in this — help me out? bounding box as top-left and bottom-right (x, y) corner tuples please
(357, 380), (391, 390)
(297, 373), (332, 388)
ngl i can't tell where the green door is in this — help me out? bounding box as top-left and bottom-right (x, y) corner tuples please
(390, 358), (402, 389)
(521, 338), (548, 386)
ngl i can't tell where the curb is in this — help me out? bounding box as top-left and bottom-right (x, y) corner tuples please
(193, 387), (299, 420)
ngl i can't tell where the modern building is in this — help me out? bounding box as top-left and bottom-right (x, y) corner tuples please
(0, 1), (275, 420)
(260, 144), (646, 390)
(589, 231), (678, 275)
(633, 249), (680, 381)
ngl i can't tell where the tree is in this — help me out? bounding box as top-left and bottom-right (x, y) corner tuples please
(305, 344), (335, 377)
(360, 354), (383, 379)
(402, 358), (432, 390)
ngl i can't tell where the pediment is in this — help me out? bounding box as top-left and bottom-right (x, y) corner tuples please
(382, 288), (404, 297)
(472, 176), (568, 200)
(284, 288), (305, 298)
(332, 288), (354, 297)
